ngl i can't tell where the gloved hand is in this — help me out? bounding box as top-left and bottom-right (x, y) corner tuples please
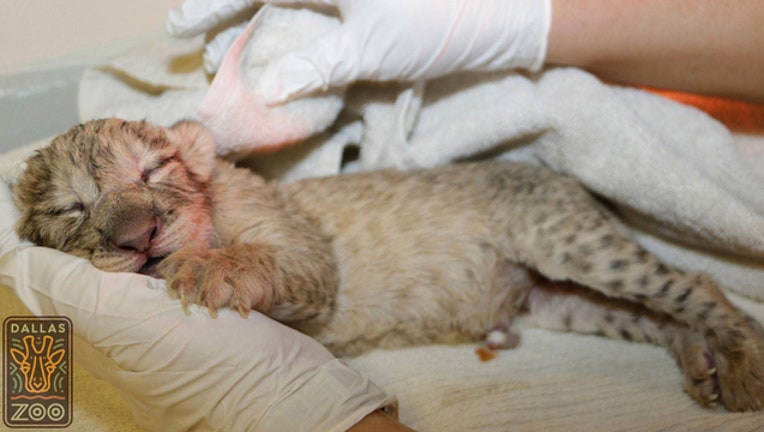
(168, 0), (551, 104)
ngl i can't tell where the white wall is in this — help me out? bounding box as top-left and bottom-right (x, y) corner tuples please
(0, 0), (183, 73)
(0, 0), (184, 151)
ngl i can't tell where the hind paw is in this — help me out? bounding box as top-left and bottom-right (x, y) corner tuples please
(710, 324), (764, 411)
(676, 331), (720, 407)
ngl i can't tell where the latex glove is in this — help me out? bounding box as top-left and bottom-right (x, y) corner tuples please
(168, 0), (551, 104)
(261, 0), (551, 103)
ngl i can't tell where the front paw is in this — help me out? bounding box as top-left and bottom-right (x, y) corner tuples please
(158, 245), (275, 318)
(709, 320), (764, 411)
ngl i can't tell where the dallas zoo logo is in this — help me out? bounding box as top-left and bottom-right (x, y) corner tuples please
(4, 316), (72, 428)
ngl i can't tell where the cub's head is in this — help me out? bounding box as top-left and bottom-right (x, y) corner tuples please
(13, 118), (219, 276)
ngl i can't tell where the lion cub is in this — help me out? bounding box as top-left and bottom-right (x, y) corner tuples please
(12, 118), (764, 411)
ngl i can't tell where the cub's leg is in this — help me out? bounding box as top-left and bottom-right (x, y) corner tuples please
(158, 177), (341, 325)
(524, 281), (720, 407)
(160, 240), (339, 325)
(513, 185), (764, 411)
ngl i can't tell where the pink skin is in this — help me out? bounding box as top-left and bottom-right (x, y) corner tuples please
(195, 18), (314, 156)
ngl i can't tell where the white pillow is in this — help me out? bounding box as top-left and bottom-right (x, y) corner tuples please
(0, 179), (395, 431)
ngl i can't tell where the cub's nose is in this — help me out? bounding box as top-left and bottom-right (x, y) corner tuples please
(111, 216), (162, 253)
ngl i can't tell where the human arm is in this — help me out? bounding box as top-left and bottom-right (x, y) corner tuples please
(168, 0), (763, 104)
(348, 410), (417, 432)
(167, 0), (551, 104)
(547, 0), (764, 103)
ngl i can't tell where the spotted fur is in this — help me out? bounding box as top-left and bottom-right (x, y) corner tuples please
(13, 118), (764, 411)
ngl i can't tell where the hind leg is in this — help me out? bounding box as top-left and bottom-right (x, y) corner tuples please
(524, 280), (721, 407)
(514, 193), (764, 411)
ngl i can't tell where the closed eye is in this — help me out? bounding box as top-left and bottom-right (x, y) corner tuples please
(52, 202), (85, 216)
(142, 156), (177, 182)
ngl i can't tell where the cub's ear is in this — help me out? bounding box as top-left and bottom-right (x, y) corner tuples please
(168, 120), (217, 182)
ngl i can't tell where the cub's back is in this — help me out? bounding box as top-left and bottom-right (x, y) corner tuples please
(278, 161), (597, 353)
(280, 162), (581, 309)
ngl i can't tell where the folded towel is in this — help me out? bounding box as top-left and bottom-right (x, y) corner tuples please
(79, 4), (764, 302)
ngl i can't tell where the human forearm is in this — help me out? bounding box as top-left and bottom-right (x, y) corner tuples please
(347, 410), (416, 432)
(546, 0), (764, 102)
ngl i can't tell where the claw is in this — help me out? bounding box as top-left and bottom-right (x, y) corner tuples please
(180, 292), (191, 317)
(207, 304), (218, 319)
(238, 305), (250, 319)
